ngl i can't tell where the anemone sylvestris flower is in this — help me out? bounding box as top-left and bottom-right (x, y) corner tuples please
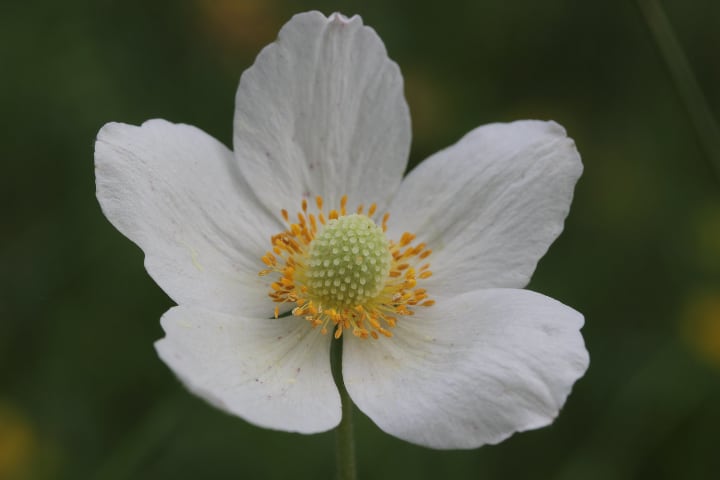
(95, 11), (588, 449)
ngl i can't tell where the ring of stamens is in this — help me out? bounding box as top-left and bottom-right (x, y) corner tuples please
(259, 195), (434, 340)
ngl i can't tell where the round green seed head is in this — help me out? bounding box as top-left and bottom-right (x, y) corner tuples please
(306, 214), (391, 309)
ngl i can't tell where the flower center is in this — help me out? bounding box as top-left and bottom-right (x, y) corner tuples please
(259, 195), (434, 340)
(306, 214), (392, 310)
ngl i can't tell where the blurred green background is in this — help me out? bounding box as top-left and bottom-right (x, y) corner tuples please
(2, 0), (719, 478)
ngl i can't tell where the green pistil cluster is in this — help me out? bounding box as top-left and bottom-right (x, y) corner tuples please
(306, 214), (391, 309)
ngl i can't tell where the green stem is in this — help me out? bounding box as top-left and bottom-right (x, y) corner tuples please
(637, 0), (720, 182)
(331, 336), (357, 480)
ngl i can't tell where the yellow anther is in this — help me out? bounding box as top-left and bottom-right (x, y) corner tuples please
(399, 232), (415, 247)
(340, 195), (348, 215)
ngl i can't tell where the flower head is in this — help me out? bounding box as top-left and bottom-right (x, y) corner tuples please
(95, 11), (588, 449)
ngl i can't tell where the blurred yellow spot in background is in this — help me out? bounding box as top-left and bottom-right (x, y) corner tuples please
(0, 402), (35, 480)
(194, 0), (280, 55)
(682, 290), (720, 368)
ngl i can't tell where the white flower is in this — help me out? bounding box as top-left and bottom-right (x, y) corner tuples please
(94, 11), (588, 449)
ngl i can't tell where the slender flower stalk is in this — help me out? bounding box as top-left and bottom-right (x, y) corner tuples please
(331, 338), (356, 480)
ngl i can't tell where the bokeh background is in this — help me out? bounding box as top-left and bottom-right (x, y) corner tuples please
(2, 0), (719, 478)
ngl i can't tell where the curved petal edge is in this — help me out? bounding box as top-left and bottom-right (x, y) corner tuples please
(388, 120), (582, 295)
(343, 288), (588, 449)
(233, 11), (411, 217)
(155, 306), (341, 434)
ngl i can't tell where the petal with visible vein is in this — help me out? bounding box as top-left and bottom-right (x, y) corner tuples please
(95, 119), (280, 316)
(388, 120), (582, 295)
(343, 288), (588, 449)
(233, 11), (410, 217)
(156, 305), (340, 434)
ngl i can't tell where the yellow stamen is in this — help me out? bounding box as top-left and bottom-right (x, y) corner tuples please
(340, 195), (348, 216)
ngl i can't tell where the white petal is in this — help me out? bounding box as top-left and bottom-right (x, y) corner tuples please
(156, 306), (340, 433)
(95, 120), (281, 317)
(343, 289), (588, 449)
(388, 120), (582, 294)
(233, 11), (410, 216)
